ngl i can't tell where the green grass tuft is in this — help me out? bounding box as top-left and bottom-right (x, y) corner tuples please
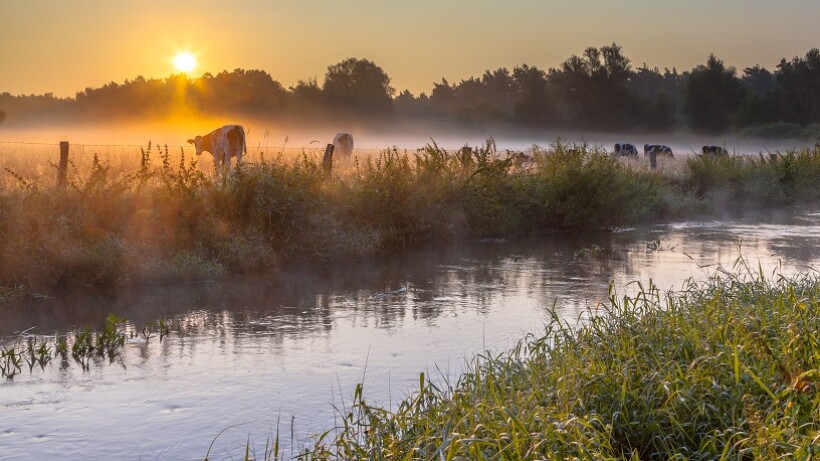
(301, 270), (820, 460)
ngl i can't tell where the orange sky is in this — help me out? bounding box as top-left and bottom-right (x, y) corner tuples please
(2, 0), (818, 98)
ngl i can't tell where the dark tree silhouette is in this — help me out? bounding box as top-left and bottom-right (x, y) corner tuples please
(775, 49), (820, 125)
(511, 65), (552, 126)
(394, 90), (430, 117)
(551, 43), (635, 129)
(323, 58), (394, 115)
(734, 66), (777, 126)
(2, 46), (819, 135)
(684, 55), (745, 134)
(430, 79), (457, 116)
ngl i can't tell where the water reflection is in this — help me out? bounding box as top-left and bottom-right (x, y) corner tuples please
(3, 207), (820, 460)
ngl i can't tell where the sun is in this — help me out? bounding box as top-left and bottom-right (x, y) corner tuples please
(173, 52), (197, 73)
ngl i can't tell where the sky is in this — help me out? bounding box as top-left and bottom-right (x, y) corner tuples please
(1, 0), (819, 98)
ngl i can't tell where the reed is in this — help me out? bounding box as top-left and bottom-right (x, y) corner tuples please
(2, 141), (820, 290)
(0, 314), (171, 379)
(300, 270), (820, 460)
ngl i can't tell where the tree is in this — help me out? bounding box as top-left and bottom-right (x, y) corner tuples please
(323, 58), (394, 115)
(775, 48), (820, 125)
(684, 55), (745, 134)
(743, 65), (775, 95)
(511, 65), (552, 126)
(551, 43), (635, 129)
(394, 90), (430, 117)
(430, 79), (457, 116)
(734, 66), (777, 126)
(0, 109), (5, 124)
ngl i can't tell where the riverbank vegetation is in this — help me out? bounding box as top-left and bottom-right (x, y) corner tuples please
(0, 314), (169, 379)
(2, 141), (820, 292)
(301, 270), (820, 460)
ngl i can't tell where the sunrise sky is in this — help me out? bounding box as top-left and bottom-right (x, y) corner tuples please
(2, 0), (818, 98)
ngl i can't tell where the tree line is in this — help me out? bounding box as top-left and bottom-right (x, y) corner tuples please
(1, 44), (819, 136)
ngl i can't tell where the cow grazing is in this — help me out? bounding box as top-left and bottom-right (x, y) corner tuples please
(614, 143), (639, 157)
(702, 145), (728, 156)
(187, 125), (247, 173)
(332, 133), (354, 161)
(644, 144), (674, 157)
(509, 151), (535, 170)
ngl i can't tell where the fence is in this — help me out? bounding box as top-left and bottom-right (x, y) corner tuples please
(0, 139), (405, 186)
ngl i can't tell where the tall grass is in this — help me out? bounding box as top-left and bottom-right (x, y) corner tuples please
(683, 147), (820, 206)
(2, 141), (820, 291)
(300, 270), (820, 460)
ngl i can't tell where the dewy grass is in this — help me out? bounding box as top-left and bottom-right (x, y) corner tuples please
(298, 271), (820, 460)
(2, 140), (820, 290)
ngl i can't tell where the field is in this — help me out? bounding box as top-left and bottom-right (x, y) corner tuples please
(2, 139), (820, 293)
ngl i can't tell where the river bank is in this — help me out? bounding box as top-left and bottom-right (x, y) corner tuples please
(2, 141), (820, 295)
(303, 270), (820, 460)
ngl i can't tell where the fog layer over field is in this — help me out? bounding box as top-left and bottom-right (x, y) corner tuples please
(0, 118), (814, 156)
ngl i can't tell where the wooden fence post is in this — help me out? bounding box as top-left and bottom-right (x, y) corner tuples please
(57, 141), (69, 187)
(322, 143), (334, 177)
(649, 150), (657, 170)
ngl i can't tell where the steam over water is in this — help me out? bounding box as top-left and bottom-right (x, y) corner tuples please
(2, 207), (820, 460)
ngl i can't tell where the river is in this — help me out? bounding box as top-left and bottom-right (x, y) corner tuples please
(2, 206), (820, 460)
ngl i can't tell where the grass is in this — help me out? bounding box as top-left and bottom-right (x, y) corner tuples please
(0, 314), (170, 378)
(2, 140), (820, 291)
(294, 268), (820, 460)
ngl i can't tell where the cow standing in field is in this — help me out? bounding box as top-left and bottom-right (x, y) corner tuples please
(508, 151), (535, 170)
(614, 143), (639, 157)
(644, 144), (674, 158)
(702, 145), (728, 156)
(187, 125), (247, 174)
(332, 133), (354, 161)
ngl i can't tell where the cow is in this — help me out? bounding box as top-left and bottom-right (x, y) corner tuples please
(702, 145), (728, 156)
(644, 144), (674, 158)
(508, 151), (535, 170)
(332, 133), (354, 161)
(614, 143), (639, 157)
(187, 125), (246, 174)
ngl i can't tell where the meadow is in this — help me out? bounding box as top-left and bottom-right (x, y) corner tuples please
(2, 140), (820, 294)
(298, 269), (820, 460)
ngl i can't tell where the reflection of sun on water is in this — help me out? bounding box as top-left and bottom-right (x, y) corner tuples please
(173, 52), (197, 73)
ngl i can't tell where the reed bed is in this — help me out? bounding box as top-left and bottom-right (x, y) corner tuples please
(298, 269), (820, 460)
(0, 314), (169, 379)
(2, 140), (820, 292)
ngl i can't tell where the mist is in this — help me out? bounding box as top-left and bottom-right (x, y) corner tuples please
(0, 116), (813, 158)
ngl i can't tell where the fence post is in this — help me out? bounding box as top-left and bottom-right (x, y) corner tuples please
(322, 143), (334, 177)
(649, 150), (657, 170)
(57, 141), (69, 187)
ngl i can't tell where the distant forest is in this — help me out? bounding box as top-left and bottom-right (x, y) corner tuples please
(1, 44), (819, 137)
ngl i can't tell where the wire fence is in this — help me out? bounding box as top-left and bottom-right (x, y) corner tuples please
(0, 138), (420, 186)
(0, 139), (381, 150)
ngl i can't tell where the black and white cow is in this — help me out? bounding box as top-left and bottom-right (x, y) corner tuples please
(332, 133), (354, 161)
(644, 144), (674, 158)
(614, 143), (639, 157)
(702, 145), (728, 156)
(187, 125), (246, 173)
